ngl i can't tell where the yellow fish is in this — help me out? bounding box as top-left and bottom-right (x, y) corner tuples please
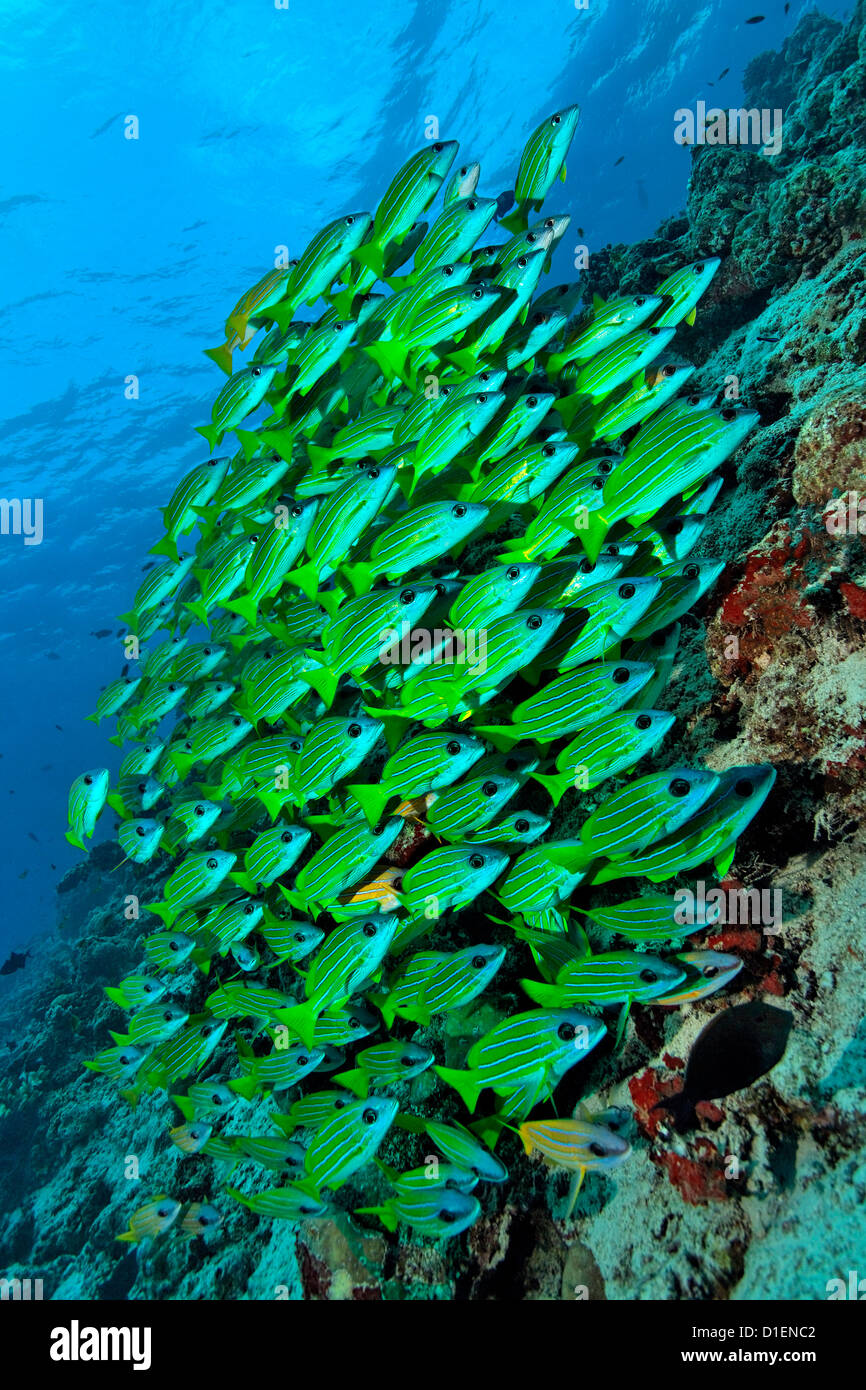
(116, 1195), (182, 1243)
(519, 1115), (630, 1216)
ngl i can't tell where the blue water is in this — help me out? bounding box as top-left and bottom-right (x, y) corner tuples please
(0, 0), (834, 950)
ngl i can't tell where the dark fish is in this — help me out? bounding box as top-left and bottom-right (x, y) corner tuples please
(121, 664), (129, 677)
(55, 725), (63, 731)
(707, 81), (714, 87)
(0, 950), (30, 976)
(27, 832), (38, 842)
(91, 629), (112, 639)
(47, 652), (61, 660)
(51, 864), (56, 870)
(655, 1001), (793, 1132)
(116, 628), (124, 637)
(745, 14), (765, 22)
(40, 764), (52, 771)
(636, 180), (648, 210)
(757, 335), (780, 342)
(784, 2), (789, 11)
(718, 68), (729, 79)
(494, 190), (515, 220)
(614, 156), (625, 166)
(141, 562), (156, 572)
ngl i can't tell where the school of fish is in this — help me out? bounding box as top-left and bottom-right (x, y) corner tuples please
(68, 105), (776, 1244)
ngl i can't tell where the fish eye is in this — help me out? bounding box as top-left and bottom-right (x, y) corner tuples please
(668, 519), (683, 535)
(293, 931), (307, 943)
(618, 583), (636, 599)
(443, 264), (455, 276)
(435, 582), (446, 597)
(688, 394), (701, 406)
(636, 714), (652, 730)
(400, 588), (416, 604)
(169, 941), (179, 952)
(349, 1016), (361, 1028)
(506, 566), (521, 579)
(162, 1009), (175, 1022)
(399, 1053), (416, 1067)
(452, 503), (467, 518)
(613, 667), (630, 684)
(348, 723), (362, 737)
(558, 1022), (575, 1040)
(471, 955), (488, 969)
(515, 818), (530, 833)
(206, 857), (218, 869)
(596, 459), (613, 474)
(704, 965), (719, 978)
(297, 1055), (309, 1066)
(693, 262), (704, 273)
(684, 563), (700, 579)
(640, 969), (658, 983)
(251, 367), (262, 377)
(446, 740), (461, 755)
(735, 778), (754, 797)
(280, 830), (293, 843)
(290, 740), (302, 752)
(591, 477), (604, 490)
(469, 853), (485, 869)
(589, 1141), (608, 1157)
(527, 395), (538, 408)
(232, 716), (242, 726)
(345, 215), (355, 225)
(194, 804), (205, 816)
(135, 825), (146, 837)
(662, 364), (676, 378)
(578, 559), (594, 573)
(669, 778), (691, 797)
(393, 876), (404, 891)
(366, 466), (380, 479)
(526, 614), (543, 630)
(362, 921), (378, 937)
(476, 393), (488, 405)
(482, 780), (498, 796)
(137, 782), (146, 793)
(84, 774), (93, 786)
(505, 758), (519, 771)
(249, 534), (259, 544)
(649, 326), (662, 336)
(471, 286), (484, 299)
(541, 444), (556, 458)
(467, 199), (477, 211)
(634, 296), (646, 307)
(605, 545), (619, 556)
(291, 503), (303, 517)
(551, 114), (562, 126)
(362, 1108), (378, 1124)
(517, 256), (528, 268)
(721, 408), (737, 421)
(144, 983), (155, 993)
(432, 142), (444, 153)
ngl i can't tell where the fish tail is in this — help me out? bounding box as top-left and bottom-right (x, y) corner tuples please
(274, 1002), (319, 1049)
(203, 341), (235, 375)
(143, 901), (178, 929)
(519, 977), (566, 1007)
(332, 1068), (368, 1099)
(285, 561), (322, 604)
(565, 1167), (586, 1218)
(346, 782), (390, 827)
(104, 986), (129, 1007)
(195, 423), (223, 452)
(339, 560), (375, 598)
(299, 664), (340, 709)
(64, 829), (87, 851)
(171, 1094), (195, 1123)
(350, 242), (387, 283)
(228, 1074), (259, 1101)
(234, 428), (261, 462)
(115, 1230), (137, 1243)
(226, 1185), (255, 1211)
(183, 600), (210, 627)
(530, 771), (570, 808)
(652, 1088), (696, 1133)
(434, 1064), (482, 1114)
(222, 595), (260, 629)
(355, 1203), (398, 1233)
(148, 530), (182, 562)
